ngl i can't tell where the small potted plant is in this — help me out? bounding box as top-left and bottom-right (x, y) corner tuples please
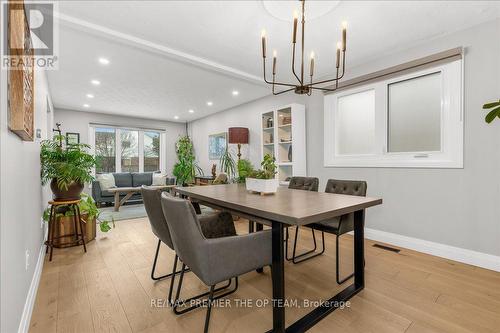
(245, 154), (279, 194)
(236, 158), (254, 183)
(40, 134), (96, 200)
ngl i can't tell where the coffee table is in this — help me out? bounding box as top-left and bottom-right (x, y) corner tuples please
(108, 185), (176, 211)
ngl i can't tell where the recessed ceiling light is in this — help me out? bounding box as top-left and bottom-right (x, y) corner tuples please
(86, 94), (94, 99)
(91, 79), (101, 85)
(174, 115), (179, 120)
(98, 57), (110, 65)
(232, 90), (239, 96)
(206, 101), (213, 106)
(83, 104), (90, 108)
(188, 109), (194, 113)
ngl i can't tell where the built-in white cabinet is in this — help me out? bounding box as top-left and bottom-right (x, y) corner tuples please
(261, 103), (306, 184)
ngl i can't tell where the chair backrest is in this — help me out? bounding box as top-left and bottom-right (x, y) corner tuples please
(324, 179), (367, 197)
(141, 186), (174, 249)
(160, 193), (209, 280)
(213, 173), (228, 185)
(288, 176), (319, 192)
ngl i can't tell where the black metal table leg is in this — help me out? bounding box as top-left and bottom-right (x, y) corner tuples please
(256, 223), (264, 273)
(271, 221), (285, 333)
(285, 210), (366, 332)
(353, 210), (365, 289)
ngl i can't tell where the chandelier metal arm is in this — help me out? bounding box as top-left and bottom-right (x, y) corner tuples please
(300, 0), (305, 85)
(263, 59), (296, 87)
(291, 44), (302, 84)
(307, 51), (346, 87)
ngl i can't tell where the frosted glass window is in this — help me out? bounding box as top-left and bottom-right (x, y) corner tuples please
(388, 72), (441, 152)
(336, 89), (376, 155)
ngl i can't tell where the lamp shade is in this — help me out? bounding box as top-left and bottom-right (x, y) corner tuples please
(228, 127), (249, 144)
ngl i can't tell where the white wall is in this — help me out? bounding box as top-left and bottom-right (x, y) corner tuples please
(190, 19), (500, 258)
(54, 109), (187, 176)
(1, 67), (54, 332)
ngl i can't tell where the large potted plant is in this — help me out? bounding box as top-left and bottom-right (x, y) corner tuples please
(41, 134), (96, 200)
(245, 154), (279, 194)
(219, 147), (236, 181)
(43, 193), (114, 246)
(172, 135), (203, 186)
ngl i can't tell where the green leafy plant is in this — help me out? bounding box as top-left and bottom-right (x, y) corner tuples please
(236, 159), (254, 183)
(43, 193), (115, 233)
(40, 135), (96, 190)
(483, 100), (500, 123)
(219, 148), (236, 181)
(249, 154), (277, 180)
(172, 136), (203, 186)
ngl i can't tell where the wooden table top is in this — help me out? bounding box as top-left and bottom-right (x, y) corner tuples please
(107, 185), (176, 192)
(175, 184), (382, 226)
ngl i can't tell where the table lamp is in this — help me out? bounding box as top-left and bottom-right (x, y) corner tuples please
(228, 127), (249, 162)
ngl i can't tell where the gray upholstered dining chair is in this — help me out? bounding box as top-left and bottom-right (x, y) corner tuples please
(160, 193), (272, 333)
(141, 186), (237, 281)
(290, 179), (368, 284)
(285, 176), (320, 264)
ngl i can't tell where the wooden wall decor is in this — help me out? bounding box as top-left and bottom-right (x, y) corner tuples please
(7, 0), (35, 141)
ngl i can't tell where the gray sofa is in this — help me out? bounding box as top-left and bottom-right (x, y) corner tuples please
(92, 172), (176, 206)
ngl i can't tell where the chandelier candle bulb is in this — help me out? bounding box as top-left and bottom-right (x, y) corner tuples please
(261, 30), (267, 58)
(272, 50), (277, 74)
(342, 22), (347, 51)
(336, 42), (341, 68)
(293, 11), (298, 43)
(310, 51), (315, 76)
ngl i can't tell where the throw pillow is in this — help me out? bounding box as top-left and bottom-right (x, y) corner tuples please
(152, 173), (167, 186)
(97, 173), (116, 190)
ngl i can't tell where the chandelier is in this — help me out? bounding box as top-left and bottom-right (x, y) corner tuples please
(261, 0), (347, 95)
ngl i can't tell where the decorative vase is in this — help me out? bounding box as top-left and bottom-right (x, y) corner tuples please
(50, 178), (84, 201)
(288, 146), (292, 162)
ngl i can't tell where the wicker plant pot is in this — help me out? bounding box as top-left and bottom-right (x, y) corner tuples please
(52, 213), (96, 248)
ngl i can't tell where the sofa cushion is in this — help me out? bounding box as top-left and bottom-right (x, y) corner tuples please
(113, 173), (133, 188)
(132, 172), (153, 187)
(97, 173), (116, 190)
(152, 173), (168, 186)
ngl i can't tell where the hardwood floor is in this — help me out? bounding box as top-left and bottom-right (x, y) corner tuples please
(29, 217), (500, 333)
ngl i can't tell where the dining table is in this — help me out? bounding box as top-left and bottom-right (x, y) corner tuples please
(175, 183), (382, 333)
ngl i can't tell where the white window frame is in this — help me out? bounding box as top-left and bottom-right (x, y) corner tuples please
(89, 124), (167, 174)
(324, 59), (463, 168)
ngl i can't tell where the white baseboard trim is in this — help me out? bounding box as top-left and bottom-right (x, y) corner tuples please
(364, 228), (500, 273)
(17, 227), (47, 333)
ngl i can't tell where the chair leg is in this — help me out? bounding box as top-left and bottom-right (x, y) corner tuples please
(288, 226), (325, 264)
(172, 264), (237, 315)
(336, 234), (354, 284)
(204, 285), (215, 333)
(151, 239), (188, 281)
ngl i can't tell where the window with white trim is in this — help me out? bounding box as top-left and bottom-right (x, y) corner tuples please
(89, 125), (167, 173)
(324, 59), (463, 168)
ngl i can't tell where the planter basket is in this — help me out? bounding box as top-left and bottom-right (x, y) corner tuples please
(52, 214), (96, 248)
(245, 178), (279, 195)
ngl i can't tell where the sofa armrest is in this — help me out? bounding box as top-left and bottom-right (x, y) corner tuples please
(92, 181), (102, 202)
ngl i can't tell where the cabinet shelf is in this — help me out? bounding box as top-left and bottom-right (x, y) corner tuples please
(261, 104), (305, 182)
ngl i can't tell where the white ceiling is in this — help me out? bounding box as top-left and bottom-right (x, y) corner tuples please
(47, 1), (500, 122)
